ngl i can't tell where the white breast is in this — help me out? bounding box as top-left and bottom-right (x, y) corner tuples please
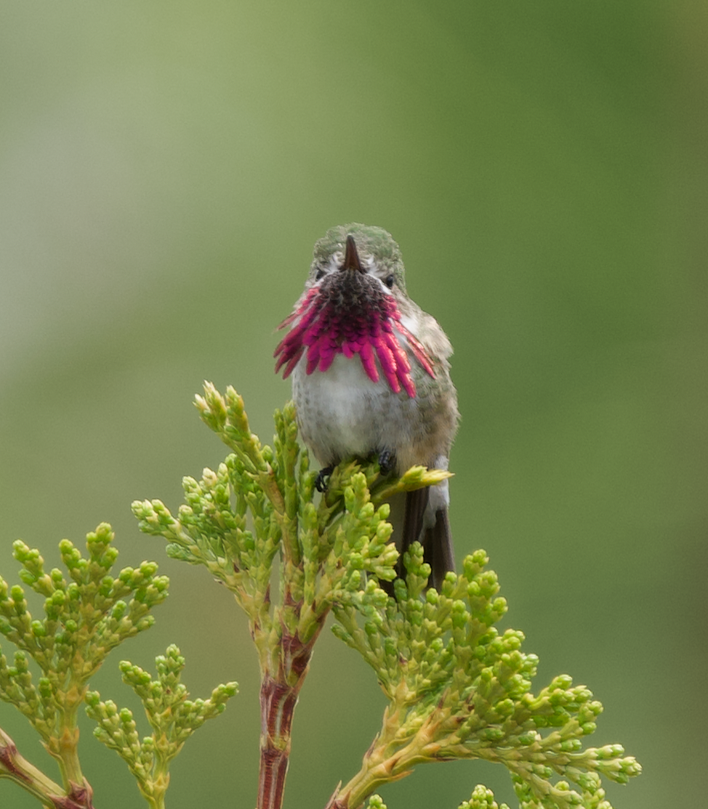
(292, 352), (402, 466)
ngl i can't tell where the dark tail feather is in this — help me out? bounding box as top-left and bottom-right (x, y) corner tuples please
(400, 489), (455, 591)
(382, 488), (429, 595)
(401, 487), (429, 559)
(424, 508), (455, 591)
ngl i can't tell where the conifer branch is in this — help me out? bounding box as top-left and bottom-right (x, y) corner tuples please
(133, 384), (443, 809)
(326, 547), (640, 809)
(133, 384), (641, 809)
(85, 645), (237, 809)
(1, 385), (641, 808)
(0, 524), (168, 806)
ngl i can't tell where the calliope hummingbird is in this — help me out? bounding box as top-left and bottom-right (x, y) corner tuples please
(274, 224), (459, 589)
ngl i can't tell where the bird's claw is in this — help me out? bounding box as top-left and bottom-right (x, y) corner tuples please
(315, 464), (335, 493)
(378, 449), (396, 476)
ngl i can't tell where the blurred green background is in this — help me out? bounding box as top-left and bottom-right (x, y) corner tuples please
(1, 1), (706, 807)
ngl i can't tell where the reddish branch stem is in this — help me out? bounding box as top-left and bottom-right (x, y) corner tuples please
(0, 728), (94, 809)
(256, 621), (325, 809)
(257, 674), (302, 809)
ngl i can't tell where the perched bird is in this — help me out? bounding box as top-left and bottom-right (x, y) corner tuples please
(274, 224), (459, 589)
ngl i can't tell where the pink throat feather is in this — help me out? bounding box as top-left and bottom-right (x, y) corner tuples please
(274, 279), (435, 398)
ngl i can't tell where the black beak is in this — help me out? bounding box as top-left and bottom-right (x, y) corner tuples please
(342, 235), (364, 273)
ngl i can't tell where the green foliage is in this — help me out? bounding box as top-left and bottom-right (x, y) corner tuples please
(458, 785), (510, 809)
(85, 645), (238, 809)
(0, 525), (168, 779)
(132, 383), (442, 678)
(332, 546), (640, 808)
(0, 524), (235, 809)
(1, 386), (641, 809)
(133, 384), (640, 809)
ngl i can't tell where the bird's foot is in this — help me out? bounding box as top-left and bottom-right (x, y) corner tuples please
(377, 449), (396, 477)
(315, 464), (335, 493)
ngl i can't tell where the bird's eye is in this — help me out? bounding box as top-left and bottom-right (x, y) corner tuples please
(385, 275), (395, 289)
(315, 269), (326, 281)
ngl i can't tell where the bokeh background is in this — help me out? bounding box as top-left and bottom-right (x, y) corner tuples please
(1, 2), (706, 807)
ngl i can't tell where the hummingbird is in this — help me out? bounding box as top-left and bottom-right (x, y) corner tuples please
(274, 224), (459, 590)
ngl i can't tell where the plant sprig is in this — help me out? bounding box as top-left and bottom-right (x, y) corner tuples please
(131, 384), (440, 676)
(1, 385), (642, 809)
(86, 644), (238, 809)
(328, 546), (640, 809)
(133, 384), (641, 809)
(132, 383), (454, 809)
(0, 524), (169, 806)
(1, 522), (238, 808)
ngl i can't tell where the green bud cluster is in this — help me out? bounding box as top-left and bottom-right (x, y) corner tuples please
(458, 784), (510, 809)
(85, 645), (237, 808)
(132, 385), (641, 809)
(0, 524), (168, 752)
(132, 385), (442, 675)
(331, 546), (641, 809)
(133, 385), (290, 669)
